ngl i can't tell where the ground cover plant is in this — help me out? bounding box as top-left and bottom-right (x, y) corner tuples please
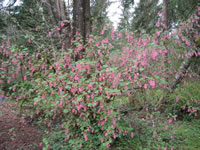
(0, 2), (200, 150)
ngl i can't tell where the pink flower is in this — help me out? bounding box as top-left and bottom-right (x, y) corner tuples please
(49, 82), (53, 87)
(157, 32), (161, 36)
(106, 68), (109, 73)
(77, 105), (81, 111)
(74, 75), (79, 81)
(86, 64), (90, 73)
(186, 40), (191, 46)
(24, 75), (27, 81)
(118, 115), (120, 120)
(57, 27), (60, 31)
(100, 26), (106, 35)
(84, 133), (88, 141)
(96, 42), (100, 47)
(34, 100), (39, 106)
(79, 87), (83, 92)
(149, 80), (155, 88)
(151, 51), (157, 60)
(106, 144), (110, 148)
(167, 118), (173, 124)
(101, 29), (105, 35)
(130, 132), (134, 138)
(65, 128), (69, 135)
(78, 45), (83, 51)
(53, 81), (56, 87)
(61, 22), (65, 27)
(101, 138), (104, 143)
(104, 132), (108, 136)
(113, 133), (116, 139)
(88, 84), (93, 90)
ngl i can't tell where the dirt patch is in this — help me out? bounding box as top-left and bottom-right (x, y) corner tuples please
(0, 102), (43, 150)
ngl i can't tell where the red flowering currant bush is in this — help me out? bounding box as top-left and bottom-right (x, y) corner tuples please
(0, 24), (166, 149)
(0, 8), (200, 149)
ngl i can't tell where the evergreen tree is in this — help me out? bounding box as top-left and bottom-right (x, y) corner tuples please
(168, 0), (198, 28)
(118, 0), (134, 31)
(131, 0), (161, 33)
(130, 0), (199, 33)
(91, 0), (110, 30)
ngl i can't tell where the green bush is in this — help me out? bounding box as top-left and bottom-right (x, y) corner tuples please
(167, 80), (200, 120)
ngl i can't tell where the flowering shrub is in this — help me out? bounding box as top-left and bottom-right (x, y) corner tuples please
(0, 8), (200, 149)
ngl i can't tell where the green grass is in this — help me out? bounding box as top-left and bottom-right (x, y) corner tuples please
(174, 120), (200, 150)
(112, 112), (200, 150)
(110, 79), (200, 150)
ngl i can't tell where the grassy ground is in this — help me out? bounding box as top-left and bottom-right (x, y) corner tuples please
(111, 79), (200, 150)
(111, 111), (200, 150)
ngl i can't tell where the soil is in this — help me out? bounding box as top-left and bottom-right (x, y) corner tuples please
(0, 102), (43, 150)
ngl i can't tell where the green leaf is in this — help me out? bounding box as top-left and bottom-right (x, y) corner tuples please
(63, 109), (68, 113)
(154, 75), (160, 79)
(65, 85), (71, 88)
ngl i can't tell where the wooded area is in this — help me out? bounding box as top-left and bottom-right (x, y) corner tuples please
(0, 0), (200, 149)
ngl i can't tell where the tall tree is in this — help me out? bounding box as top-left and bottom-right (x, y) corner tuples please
(131, 0), (199, 33)
(163, 0), (169, 82)
(118, 0), (134, 31)
(168, 0), (198, 27)
(131, 0), (161, 33)
(44, 0), (68, 25)
(163, 0), (168, 30)
(73, 0), (90, 41)
(90, 0), (110, 31)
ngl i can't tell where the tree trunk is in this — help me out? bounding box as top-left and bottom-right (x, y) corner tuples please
(46, 0), (57, 25)
(83, 0), (90, 39)
(73, 0), (90, 41)
(45, 0), (66, 24)
(59, 0), (66, 21)
(163, 0), (169, 29)
(163, 0), (169, 82)
(169, 53), (198, 91)
(56, 0), (61, 21)
(73, 0), (84, 37)
(55, 0), (66, 21)
(159, 51), (199, 110)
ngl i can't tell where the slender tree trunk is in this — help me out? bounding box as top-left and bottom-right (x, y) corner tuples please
(159, 51), (199, 110)
(163, 0), (169, 82)
(56, 0), (66, 21)
(45, 0), (66, 24)
(46, 0), (57, 25)
(60, 0), (66, 21)
(163, 0), (169, 30)
(169, 53), (198, 91)
(56, 0), (61, 21)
